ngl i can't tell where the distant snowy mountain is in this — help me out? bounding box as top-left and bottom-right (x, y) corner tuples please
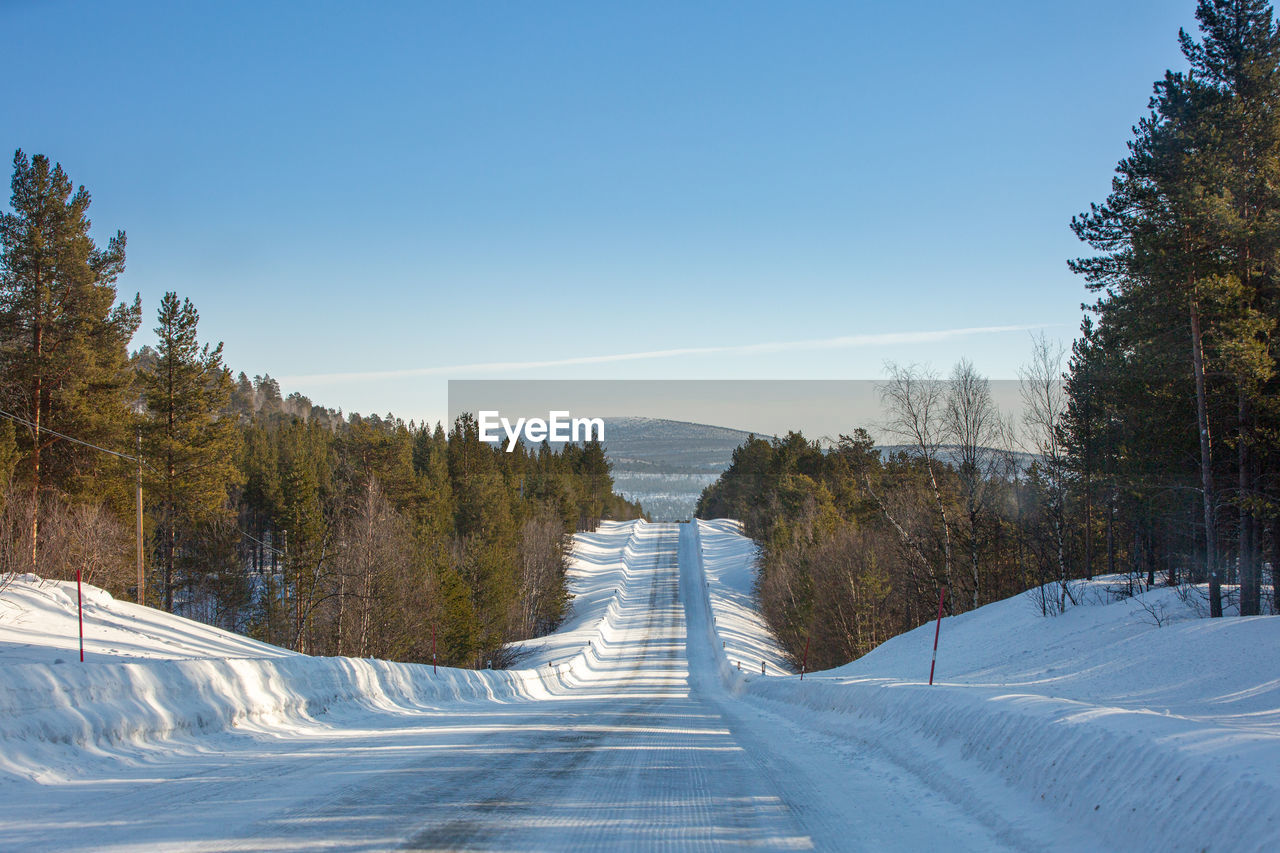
(598, 417), (760, 521)
(482, 415), (761, 520)
(877, 444), (1039, 472)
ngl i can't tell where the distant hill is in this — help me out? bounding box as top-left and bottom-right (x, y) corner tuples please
(877, 444), (1039, 472)
(505, 418), (1034, 521)
(503, 416), (760, 521)
(596, 417), (761, 521)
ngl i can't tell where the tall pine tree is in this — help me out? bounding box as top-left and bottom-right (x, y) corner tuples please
(141, 292), (239, 611)
(1071, 1), (1280, 616)
(0, 150), (140, 568)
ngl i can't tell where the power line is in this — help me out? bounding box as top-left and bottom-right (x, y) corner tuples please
(0, 406), (285, 555)
(0, 406), (152, 608)
(238, 526), (284, 556)
(0, 406), (288, 573)
(0, 407), (156, 470)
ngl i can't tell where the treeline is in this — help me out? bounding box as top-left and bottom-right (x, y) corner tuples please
(697, 358), (1065, 672)
(0, 149), (642, 667)
(1067, 0), (1280, 619)
(699, 1), (1280, 670)
(222, 396), (641, 665)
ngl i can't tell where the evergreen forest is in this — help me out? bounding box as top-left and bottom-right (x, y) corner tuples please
(0, 151), (642, 665)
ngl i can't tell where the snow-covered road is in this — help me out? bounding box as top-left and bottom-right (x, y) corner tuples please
(1, 522), (1077, 851)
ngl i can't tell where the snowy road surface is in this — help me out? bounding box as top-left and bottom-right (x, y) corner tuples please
(1, 523), (1087, 851)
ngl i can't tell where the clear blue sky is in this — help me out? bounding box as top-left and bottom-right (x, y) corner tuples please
(3, 0), (1196, 424)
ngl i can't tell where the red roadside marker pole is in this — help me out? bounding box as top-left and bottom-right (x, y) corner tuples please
(928, 586), (946, 685)
(76, 568), (85, 663)
(800, 636), (810, 680)
(431, 623), (437, 675)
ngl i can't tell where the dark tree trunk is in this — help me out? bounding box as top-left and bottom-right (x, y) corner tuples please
(1271, 518), (1280, 615)
(1190, 299), (1222, 617)
(1239, 390), (1259, 615)
(1145, 529), (1156, 587)
(28, 321), (42, 572)
(1106, 489), (1116, 577)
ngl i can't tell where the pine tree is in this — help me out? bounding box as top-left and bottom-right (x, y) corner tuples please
(1071, 0), (1280, 616)
(229, 372), (256, 420)
(1180, 0), (1280, 615)
(240, 417), (281, 575)
(276, 419), (327, 651)
(0, 151), (141, 568)
(573, 440), (612, 530)
(254, 374), (283, 417)
(141, 292), (239, 611)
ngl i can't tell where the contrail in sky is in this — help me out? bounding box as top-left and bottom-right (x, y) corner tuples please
(280, 324), (1055, 385)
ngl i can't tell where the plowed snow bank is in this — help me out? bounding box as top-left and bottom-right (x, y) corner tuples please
(0, 520), (660, 785)
(694, 518), (1280, 853)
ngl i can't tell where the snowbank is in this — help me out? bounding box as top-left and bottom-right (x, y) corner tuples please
(695, 520), (1280, 853)
(0, 520), (658, 785)
(508, 519), (644, 668)
(0, 574), (291, 664)
(692, 518), (792, 676)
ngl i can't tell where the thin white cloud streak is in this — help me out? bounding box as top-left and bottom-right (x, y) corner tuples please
(280, 324), (1056, 385)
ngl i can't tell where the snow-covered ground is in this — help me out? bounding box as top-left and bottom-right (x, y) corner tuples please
(0, 574), (291, 663)
(692, 522), (1280, 853)
(1, 519), (1276, 850)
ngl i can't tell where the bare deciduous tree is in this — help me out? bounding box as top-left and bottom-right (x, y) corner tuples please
(944, 359), (1014, 609)
(329, 477), (412, 658)
(514, 510), (568, 639)
(0, 484), (131, 596)
(1019, 333), (1075, 614)
(880, 363), (953, 598)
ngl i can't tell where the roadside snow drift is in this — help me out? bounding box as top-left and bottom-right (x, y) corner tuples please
(0, 521), (649, 786)
(691, 519), (791, 677)
(694, 519), (1280, 853)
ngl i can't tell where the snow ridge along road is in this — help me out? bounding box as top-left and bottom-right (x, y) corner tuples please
(2, 520), (1087, 851)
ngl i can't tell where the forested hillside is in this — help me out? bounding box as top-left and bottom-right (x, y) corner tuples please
(701, 1), (1280, 670)
(698, 414), (1045, 673)
(0, 151), (642, 668)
